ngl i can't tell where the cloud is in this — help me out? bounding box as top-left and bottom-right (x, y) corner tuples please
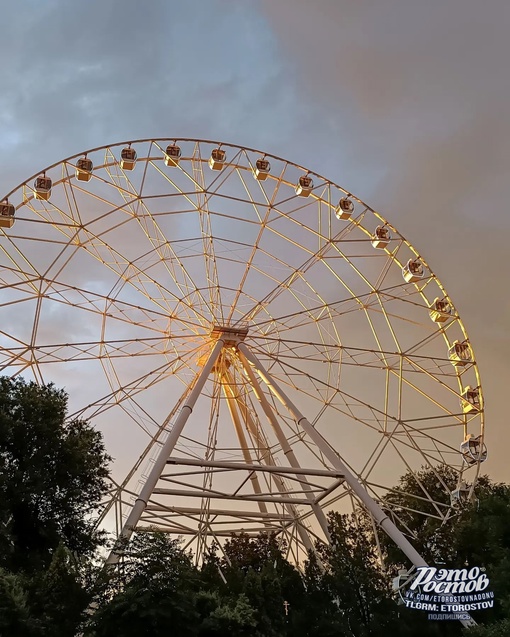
(0, 1), (299, 192)
(1, 0), (508, 537)
(259, 0), (510, 479)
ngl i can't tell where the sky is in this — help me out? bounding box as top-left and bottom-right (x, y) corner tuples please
(1, 0), (509, 489)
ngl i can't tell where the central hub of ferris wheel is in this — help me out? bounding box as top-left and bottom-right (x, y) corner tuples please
(0, 137), (485, 629)
(197, 326), (249, 370)
(210, 325), (249, 346)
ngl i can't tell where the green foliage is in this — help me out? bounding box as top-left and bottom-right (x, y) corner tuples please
(1, 379), (509, 637)
(378, 465), (460, 565)
(0, 376), (110, 636)
(197, 591), (257, 636)
(0, 377), (111, 573)
(0, 568), (34, 637)
(310, 512), (404, 637)
(25, 544), (93, 637)
(87, 532), (201, 637)
(198, 533), (304, 637)
(375, 467), (510, 629)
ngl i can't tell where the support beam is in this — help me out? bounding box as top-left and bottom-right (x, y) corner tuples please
(237, 342), (476, 629)
(222, 367), (318, 554)
(221, 372), (268, 516)
(165, 456), (343, 479)
(137, 527), (281, 537)
(152, 488), (310, 505)
(239, 352), (334, 541)
(313, 477), (346, 504)
(105, 338), (225, 566)
(95, 384), (190, 530)
(144, 504), (294, 519)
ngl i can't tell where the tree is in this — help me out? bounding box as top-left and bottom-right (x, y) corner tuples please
(217, 533), (305, 637)
(25, 544), (94, 637)
(377, 465), (460, 566)
(0, 568), (34, 637)
(296, 552), (344, 637)
(197, 591), (257, 637)
(453, 480), (510, 626)
(314, 512), (404, 637)
(87, 532), (201, 637)
(368, 467), (510, 633)
(468, 619), (510, 637)
(0, 377), (111, 573)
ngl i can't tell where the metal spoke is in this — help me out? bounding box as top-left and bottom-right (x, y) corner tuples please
(0, 138), (483, 604)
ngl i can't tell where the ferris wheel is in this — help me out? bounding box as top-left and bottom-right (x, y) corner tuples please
(0, 138), (485, 572)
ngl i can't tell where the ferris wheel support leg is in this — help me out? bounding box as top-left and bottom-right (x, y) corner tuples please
(222, 369), (319, 555)
(105, 338), (225, 566)
(238, 352), (331, 542)
(95, 385), (191, 532)
(237, 342), (477, 629)
(221, 376), (270, 518)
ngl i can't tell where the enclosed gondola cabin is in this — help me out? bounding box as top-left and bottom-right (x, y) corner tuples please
(253, 158), (270, 181)
(164, 144), (181, 167)
(429, 297), (452, 323)
(460, 386), (481, 414)
(450, 481), (470, 506)
(448, 340), (472, 366)
(0, 199), (15, 228)
(460, 434), (487, 465)
(34, 175), (52, 201)
(295, 175), (313, 197)
(335, 197), (354, 220)
(209, 148), (226, 171)
(392, 570), (411, 605)
(371, 226), (391, 249)
(120, 147), (137, 171)
(76, 157), (93, 182)
(402, 259), (424, 283)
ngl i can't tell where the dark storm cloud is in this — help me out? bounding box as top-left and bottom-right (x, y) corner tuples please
(261, 0), (510, 479)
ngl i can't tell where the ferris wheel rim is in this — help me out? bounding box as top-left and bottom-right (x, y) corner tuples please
(0, 137), (486, 550)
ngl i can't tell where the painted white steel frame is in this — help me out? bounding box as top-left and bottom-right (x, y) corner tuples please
(105, 336), (476, 628)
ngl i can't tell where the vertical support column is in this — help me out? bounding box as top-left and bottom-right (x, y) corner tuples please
(237, 342), (477, 629)
(222, 368), (317, 554)
(221, 374), (269, 516)
(238, 352), (331, 542)
(106, 338), (224, 566)
(238, 343), (426, 562)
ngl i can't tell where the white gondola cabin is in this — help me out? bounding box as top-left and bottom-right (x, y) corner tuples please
(253, 158), (270, 181)
(448, 340), (472, 366)
(0, 199), (15, 228)
(460, 386), (481, 414)
(429, 297), (452, 323)
(392, 570), (411, 604)
(450, 481), (470, 506)
(76, 157), (93, 182)
(120, 146), (137, 170)
(335, 197), (354, 220)
(460, 434), (487, 465)
(371, 226), (391, 249)
(34, 175), (52, 200)
(295, 175), (313, 197)
(402, 259), (424, 283)
(164, 144), (181, 167)
(209, 148), (226, 171)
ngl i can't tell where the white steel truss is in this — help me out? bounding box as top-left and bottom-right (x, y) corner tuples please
(104, 333), (476, 628)
(0, 139), (484, 629)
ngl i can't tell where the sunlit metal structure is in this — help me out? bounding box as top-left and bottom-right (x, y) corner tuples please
(0, 139), (485, 626)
